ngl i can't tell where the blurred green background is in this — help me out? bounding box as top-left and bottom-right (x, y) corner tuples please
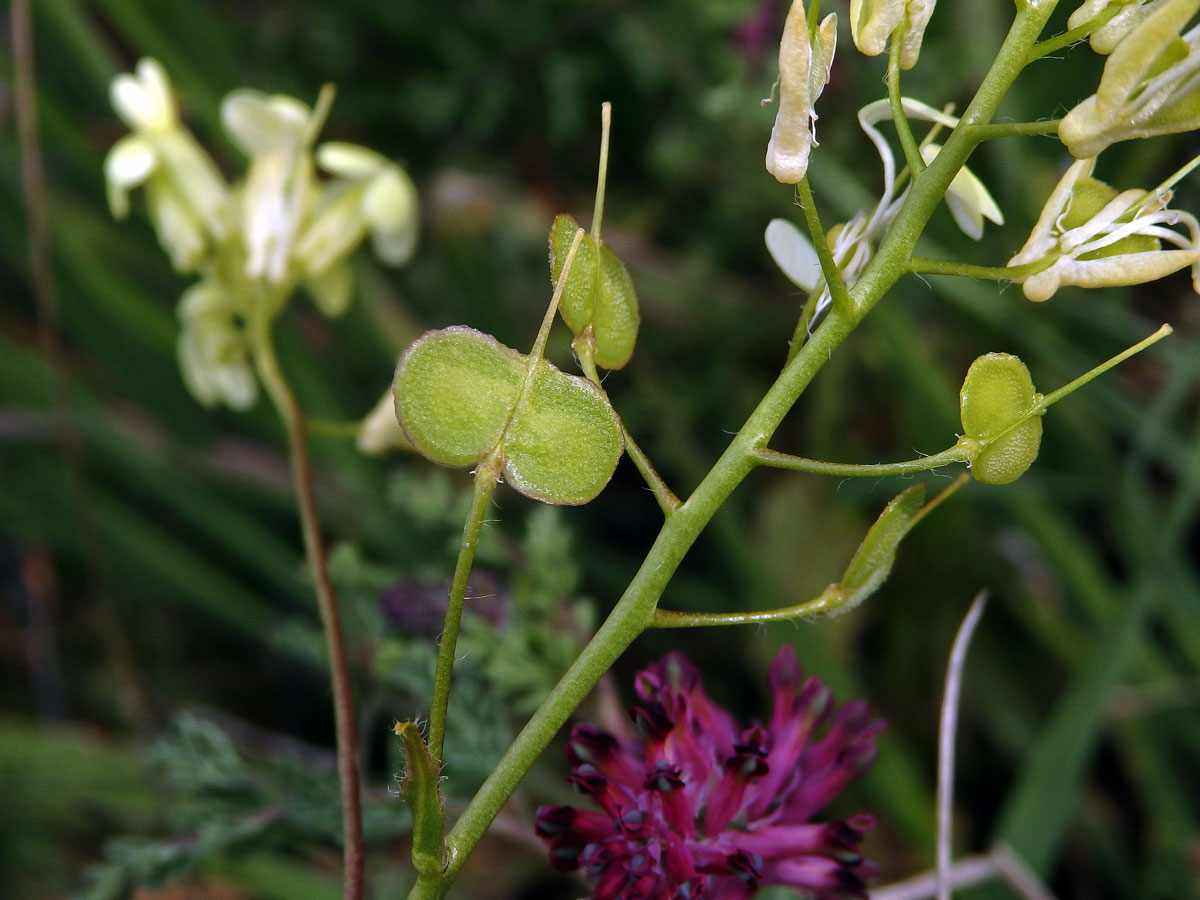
(3, 1), (1200, 898)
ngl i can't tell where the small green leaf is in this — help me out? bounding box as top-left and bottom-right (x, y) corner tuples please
(504, 360), (624, 505)
(549, 213), (640, 370)
(393, 721), (446, 878)
(393, 327), (524, 467)
(960, 353), (1043, 485)
(837, 483), (927, 610)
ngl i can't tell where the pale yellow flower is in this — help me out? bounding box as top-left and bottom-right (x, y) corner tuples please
(1008, 157), (1200, 301)
(1060, 0), (1200, 157)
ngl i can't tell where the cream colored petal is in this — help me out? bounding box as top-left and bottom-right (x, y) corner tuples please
(850, 0), (904, 56)
(357, 389), (412, 456)
(921, 143), (1003, 240)
(900, 0), (936, 69)
(317, 142), (388, 179)
(1009, 158), (1096, 266)
(305, 261), (354, 318)
(148, 182), (207, 272)
(765, 218), (822, 291)
(222, 89), (310, 157)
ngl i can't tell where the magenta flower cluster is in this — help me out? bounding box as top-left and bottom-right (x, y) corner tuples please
(536, 647), (884, 900)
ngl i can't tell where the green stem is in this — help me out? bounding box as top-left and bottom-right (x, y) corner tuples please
(427, 463), (501, 767)
(795, 176), (851, 315)
(888, 28), (925, 176)
(908, 256), (1052, 281)
(967, 119), (1062, 140)
(1024, 6), (1120, 65)
(249, 307), (364, 900)
(1037, 324), (1173, 410)
(591, 102), (612, 243)
(577, 341), (680, 515)
(407, 5), (1060, 898)
(652, 586), (844, 628)
(753, 441), (972, 477)
(908, 472), (970, 530)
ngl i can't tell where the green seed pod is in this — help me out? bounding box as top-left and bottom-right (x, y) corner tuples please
(503, 360), (624, 505)
(959, 352), (1043, 485)
(393, 326), (624, 505)
(549, 213), (640, 370)
(393, 327), (525, 467)
(549, 214), (601, 335)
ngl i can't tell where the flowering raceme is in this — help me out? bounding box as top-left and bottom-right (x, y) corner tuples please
(536, 648), (883, 900)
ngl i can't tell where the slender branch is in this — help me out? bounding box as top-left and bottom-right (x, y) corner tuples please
(967, 119), (1062, 141)
(427, 464), (500, 766)
(651, 586), (842, 628)
(908, 472), (969, 530)
(888, 28), (925, 176)
(577, 341), (680, 515)
(753, 442), (971, 477)
(1024, 6), (1121, 65)
(908, 256), (1051, 281)
(795, 176), (852, 315)
(937, 592), (988, 900)
(591, 102), (612, 243)
(871, 845), (1056, 900)
(1037, 324), (1173, 410)
(249, 308), (364, 900)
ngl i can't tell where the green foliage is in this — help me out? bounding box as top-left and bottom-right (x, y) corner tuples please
(81, 713), (412, 900)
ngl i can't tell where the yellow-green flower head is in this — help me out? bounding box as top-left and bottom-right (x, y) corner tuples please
(176, 280), (257, 409)
(850, 0), (936, 69)
(1007, 157), (1200, 301)
(765, 1), (837, 184)
(1060, 0), (1200, 157)
(105, 58), (232, 272)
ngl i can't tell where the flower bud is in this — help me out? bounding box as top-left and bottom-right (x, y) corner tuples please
(850, 0), (936, 69)
(765, 2), (837, 183)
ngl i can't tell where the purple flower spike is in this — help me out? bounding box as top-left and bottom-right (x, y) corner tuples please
(536, 646), (884, 900)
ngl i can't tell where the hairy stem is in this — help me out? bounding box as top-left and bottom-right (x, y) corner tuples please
(427, 463), (500, 766)
(250, 308), (364, 900)
(908, 256), (1052, 281)
(968, 119), (1062, 140)
(888, 28), (925, 176)
(753, 442), (971, 477)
